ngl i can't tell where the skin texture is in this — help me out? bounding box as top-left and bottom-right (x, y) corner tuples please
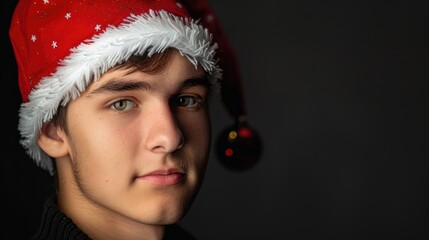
(38, 50), (211, 240)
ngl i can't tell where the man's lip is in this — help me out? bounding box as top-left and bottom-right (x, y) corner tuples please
(137, 168), (185, 186)
(141, 168), (184, 176)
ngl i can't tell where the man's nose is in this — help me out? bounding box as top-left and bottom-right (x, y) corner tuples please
(144, 102), (184, 153)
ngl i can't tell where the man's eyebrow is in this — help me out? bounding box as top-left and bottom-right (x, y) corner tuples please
(88, 76), (210, 96)
(89, 79), (150, 95)
(180, 77), (210, 90)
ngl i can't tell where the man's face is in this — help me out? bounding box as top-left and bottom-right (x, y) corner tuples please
(56, 50), (211, 227)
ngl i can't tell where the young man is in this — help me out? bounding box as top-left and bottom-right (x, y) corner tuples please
(9, 0), (225, 239)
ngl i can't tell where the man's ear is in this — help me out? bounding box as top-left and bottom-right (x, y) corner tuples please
(37, 122), (69, 158)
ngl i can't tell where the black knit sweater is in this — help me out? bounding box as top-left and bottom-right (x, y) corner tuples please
(31, 195), (197, 240)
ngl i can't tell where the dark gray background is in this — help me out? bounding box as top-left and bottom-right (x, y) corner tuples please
(3, 0), (428, 239)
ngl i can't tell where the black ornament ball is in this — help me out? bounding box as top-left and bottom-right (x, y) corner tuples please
(216, 122), (262, 171)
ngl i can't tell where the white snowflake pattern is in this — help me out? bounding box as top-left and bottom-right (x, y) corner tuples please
(43, 0), (49, 4)
(31, 35), (37, 42)
(51, 41), (58, 49)
(94, 24), (101, 31)
(65, 13), (72, 19)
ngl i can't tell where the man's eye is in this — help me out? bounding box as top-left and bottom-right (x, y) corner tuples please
(175, 95), (202, 108)
(110, 99), (135, 111)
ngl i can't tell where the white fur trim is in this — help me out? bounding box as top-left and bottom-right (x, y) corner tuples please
(18, 10), (222, 175)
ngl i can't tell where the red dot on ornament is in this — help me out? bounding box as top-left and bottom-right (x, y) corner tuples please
(238, 127), (253, 138)
(225, 148), (234, 157)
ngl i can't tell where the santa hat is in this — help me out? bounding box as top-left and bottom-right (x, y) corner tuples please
(9, 0), (224, 175)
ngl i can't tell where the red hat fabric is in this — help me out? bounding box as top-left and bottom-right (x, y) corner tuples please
(9, 0), (221, 174)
